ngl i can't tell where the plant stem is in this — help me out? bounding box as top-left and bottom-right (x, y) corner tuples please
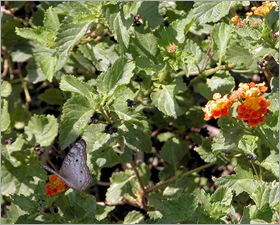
(130, 161), (148, 210)
(188, 64), (236, 77)
(147, 162), (215, 193)
(99, 106), (112, 123)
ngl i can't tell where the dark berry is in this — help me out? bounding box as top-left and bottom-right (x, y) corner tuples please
(133, 20), (141, 26)
(134, 75), (143, 82)
(199, 127), (209, 137)
(126, 99), (136, 108)
(112, 127), (118, 133)
(182, 76), (190, 85)
(226, 213), (233, 221)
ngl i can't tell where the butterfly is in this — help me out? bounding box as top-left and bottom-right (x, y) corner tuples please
(42, 139), (93, 192)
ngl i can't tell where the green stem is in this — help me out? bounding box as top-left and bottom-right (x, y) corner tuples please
(99, 106), (112, 123)
(250, 161), (260, 180)
(257, 145), (263, 180)
(147, 162), (215, 193)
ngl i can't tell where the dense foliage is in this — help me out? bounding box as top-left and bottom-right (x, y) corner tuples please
(1, 1), (279, 224)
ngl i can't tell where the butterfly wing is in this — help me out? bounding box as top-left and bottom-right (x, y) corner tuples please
(59, 139), (93, 191)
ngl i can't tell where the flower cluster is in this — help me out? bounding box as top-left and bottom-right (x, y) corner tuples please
(203, 82), (271, 127)
(251, 1), (277, 17)
(231, 1), (278, 27)
(45, 174), (69, 196)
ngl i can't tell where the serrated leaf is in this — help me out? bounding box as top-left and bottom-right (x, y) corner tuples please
(212, 22), (232, 64)
(226, 41), (255, 70)
(198, 72), (235, 99)
(12, 194), (37, 213)
(60, 75), (94, 99)
(2, 134), (25, 166)
(56, 14), (92, 70)
(137, 1), (163, 29)
(43, 6), (60, 32)
(193, 2), (239, 24)
(213, 165), (262, 196)
(251, 181), (279, 209)
(38, 88), (64, 105)
(1, 99), (10, 132)
(233, 25), (261, 40)
(1, 81), (12, 97)
(79, 42), (118, 72)
(194, 138), (217, 163)
(124, 210), (145, 224)
(151, 83), (187, 118)
(132, 30), (158, 60)
(24, 114), (58, 146)
(156, 193), (199, 223)
(33, 44), (58, 81)
(15, 27), (54, 46)
(161, 137), (187, 169)
(96, 204), (115, 221)
(112, 12), (130, 51)
(60, 95), (96, 149)
(106, 171), (135, 204)
(121, 122), (152, 154)
(1, 159), (46, 196)
(96, 57), (135, 99)
(256, 151), (279, 177)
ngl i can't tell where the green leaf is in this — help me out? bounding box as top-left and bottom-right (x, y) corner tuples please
(240, 204), (274, 224)
(60, 75), (95, 99)
(226, 41), (256, 70)
(96, 204), (115, 221)
(251, 181), (279, 209)
(24, 114), (58, 146)
(33, 44), (58, 81)
(131, 30), (158, 60)
(121, 121), (152, 153)
(233, 25), (261, 40)
(55, 190), (97, 223)
(1, 99), (10, 132)
(1, 159), (46, 196)
(60, 95), (96, 149)
(193, 2), (239, 24)
(12, 194), (37, 213)
(15, 27), (54, 46)
(43, 6), (60, 32)
(151, 82), (187, 118)
(212, 22), (232, 64)
(106, 170), (135, 204)
(137, 162), (151, 186)
(194, 138), (217, 163)
(56, 14), (92, 70)
(79, 42), (118, 72)
(137, 2), (163, 29)
(256, 151), (279, 177)
(213, 165), (262, 196)
(212, 117), (245, 154)
(96, 57), (135, 99)
(38, 88), (64, 105)
(155, 193), (200, 223)
(198, 72), (235, 99)
(161, 137), (187, 169)
(2, 134), (25, 166)
(1, 81), (12, 97)
(111, 12), (130, 51)
(124, 210), (145, 224)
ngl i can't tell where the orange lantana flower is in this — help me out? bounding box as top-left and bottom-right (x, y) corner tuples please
(236, 96), (271, 126)
(45, 174), (69, 196)
(202, 93), (233, 121)
(251, 1), (277, 17)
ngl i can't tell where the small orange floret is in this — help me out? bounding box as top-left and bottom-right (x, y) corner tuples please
(237, 96), (271, 126)
(45, 174), (69, 196)
(251, 1), (277, 17)
(202, 93), (233, 121)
